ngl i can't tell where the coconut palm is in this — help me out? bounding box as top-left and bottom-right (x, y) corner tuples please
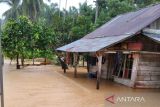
(0, 0), (21, 20)
(0, 19), (2, 33)
(59, 0), (61, 17)
(63, 0), (68, 22)
(21, 0), (44, 21)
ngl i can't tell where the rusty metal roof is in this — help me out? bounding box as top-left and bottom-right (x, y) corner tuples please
(143, 33), (160, 43)
(57, 4), (160, 52)
(56, 34), (133, 52)
(84, 4), (160, 39)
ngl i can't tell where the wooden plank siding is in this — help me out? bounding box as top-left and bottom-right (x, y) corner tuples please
(135, 54), (160, 88)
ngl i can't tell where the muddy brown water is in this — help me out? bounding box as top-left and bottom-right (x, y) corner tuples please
(2, 60), (160, 107)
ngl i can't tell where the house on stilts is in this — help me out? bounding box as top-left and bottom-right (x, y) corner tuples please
(57, 4), (160, 89)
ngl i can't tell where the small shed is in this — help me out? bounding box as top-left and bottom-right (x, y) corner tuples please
(57, 4), (160, 89)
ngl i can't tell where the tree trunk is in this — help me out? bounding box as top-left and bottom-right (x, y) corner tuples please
(33, 58), (35, 65)
(10, 57), (13, 65)
(95, 0), (99, 24)
(64, 0), (68, 23)
(32, 50), (34, 65)
(16, 54), (20, 69)
(21, 57), (24, 67)
(59, 0), (61, 17)
(44, 57), (47, 65)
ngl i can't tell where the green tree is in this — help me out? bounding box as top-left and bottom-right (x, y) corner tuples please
(70, 15), (92, 41)
(35, 23), (55, 63)
(95, 0), (135, 27)
(2, 16), (32, 69)
(134, 0), (160, 8)
(42, 3), (59, 27)
(0, 19), (2, 32)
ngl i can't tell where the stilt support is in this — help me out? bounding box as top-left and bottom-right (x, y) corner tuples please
(96, 53), (102, 90)
(74, 53), (78, 78)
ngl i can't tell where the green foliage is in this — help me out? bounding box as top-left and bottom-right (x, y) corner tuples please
(70, 15), (92, 40)
(35, 23), (55, 59)
(1, 0), (160, 66)
(2, 16), (56, 64)
(20, 0), (44, 21)
(134, 0), (160, 8)
(2, 16), (32, 59)
(94, 0), (135, 27)
(0, 0), (44, 21)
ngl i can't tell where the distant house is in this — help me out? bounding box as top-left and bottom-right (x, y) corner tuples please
(57, 4), (160, 89)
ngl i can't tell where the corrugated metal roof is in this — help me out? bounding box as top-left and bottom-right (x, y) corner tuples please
(57, 35), (133, 52)
(143, 33), (160, 43)
(57, 4), (160, 52)
(84, 4), (160, 39)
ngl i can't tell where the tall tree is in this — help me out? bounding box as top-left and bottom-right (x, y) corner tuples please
(63, 0), (68, 22)
(94, 0), (135, 27)
(0, 19), (2, 40)
(59, 0), (61, 17)
(0, 0), (21, 20)
(35, 23), (55, 63)
(0, 19), (2, 32)
(70, 3), (94, 41)
(21, 0), (44, 21)
(42, 3), (59, 27)
(2, 16), (33, 69)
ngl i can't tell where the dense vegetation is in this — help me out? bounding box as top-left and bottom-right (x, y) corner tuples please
(0, 0), (160, 68)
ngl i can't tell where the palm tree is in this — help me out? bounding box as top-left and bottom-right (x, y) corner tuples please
(0, 19), (2, 35)
(0, 0), (21, 20)
(21, 0), (44, 21)
(94, 0), (98, 24)
(43, 3), (59, 26)
(63, 0), (67, 22)
(59, 0), (61, 17)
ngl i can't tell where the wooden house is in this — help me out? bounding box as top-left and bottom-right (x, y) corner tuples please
(57, 4), (160, 89)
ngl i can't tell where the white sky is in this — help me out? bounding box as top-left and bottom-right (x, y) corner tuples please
(0, 3), (11, 18)
(44, 0), (94, 10)
(0, 0), (94, 18)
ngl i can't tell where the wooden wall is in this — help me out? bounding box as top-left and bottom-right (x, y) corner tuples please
(135, 54), (160, 88)
(89, 54), (113, 80)
(89, 53), (160, 88)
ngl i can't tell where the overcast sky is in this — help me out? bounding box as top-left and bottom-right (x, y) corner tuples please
(0, 0), (95, 18)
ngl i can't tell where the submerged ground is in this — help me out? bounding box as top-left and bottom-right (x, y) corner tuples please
(2, 60), (160, 107)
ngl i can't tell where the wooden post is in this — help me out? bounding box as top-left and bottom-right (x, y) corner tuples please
(96, 52), (102, 90)
(86, 55), (89, 73)
(82, 56), (85, 67)
(131, 54), (139, 88)
(0, 34), (4, 107)
(74, 53), (78, 78)
(16, 54), (20, 69)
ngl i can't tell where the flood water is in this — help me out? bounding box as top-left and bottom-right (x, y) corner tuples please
(2, 60), (160, 107)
